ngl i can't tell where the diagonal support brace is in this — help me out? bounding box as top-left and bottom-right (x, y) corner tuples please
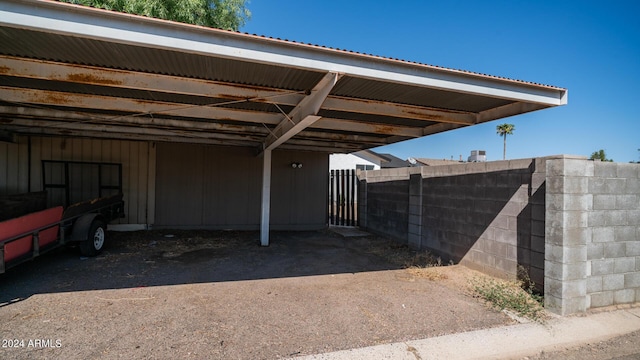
(260, 72), (341, 155)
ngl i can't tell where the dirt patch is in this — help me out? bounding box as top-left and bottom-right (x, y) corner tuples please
(1, 230), (513, 359)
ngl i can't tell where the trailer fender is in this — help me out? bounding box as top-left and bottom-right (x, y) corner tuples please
(69, 213), (104, 242)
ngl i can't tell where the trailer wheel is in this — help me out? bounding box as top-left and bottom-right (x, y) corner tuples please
(79, 219), (106, 257)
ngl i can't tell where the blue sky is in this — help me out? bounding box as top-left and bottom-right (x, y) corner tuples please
(242, 1), (640, 163)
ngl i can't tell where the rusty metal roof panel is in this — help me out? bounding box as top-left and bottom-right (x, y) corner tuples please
(331, 76), (515, 113)
(3, 0), (566, 91)
(317, 109), (436, 128)
(0, 27), (327, 91)
(0, 0), (568, 152)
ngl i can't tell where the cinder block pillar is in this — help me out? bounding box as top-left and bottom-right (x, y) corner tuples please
(544, 158), (592, 315)
(408, 173), (423, 249)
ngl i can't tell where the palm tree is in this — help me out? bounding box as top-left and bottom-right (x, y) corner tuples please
(496, 123), (515, 160)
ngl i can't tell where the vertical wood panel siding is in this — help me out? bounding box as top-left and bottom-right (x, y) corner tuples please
(201, 146), (262, 227)
(0, 136), (151, 225)
(155, 142), (205, 226)
(0, 140), (28, 195)
(270, 149), (328, 229)
(155, 143), (328, 230)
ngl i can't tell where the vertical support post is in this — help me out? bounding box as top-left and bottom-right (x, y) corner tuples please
(260, 149), (272, 246)
(146, 142), (157, 229)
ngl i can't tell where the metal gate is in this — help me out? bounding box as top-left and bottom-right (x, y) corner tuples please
(329, 169), (358, 226)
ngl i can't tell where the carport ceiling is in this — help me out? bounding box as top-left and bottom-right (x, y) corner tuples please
(0, 0), (567, 153)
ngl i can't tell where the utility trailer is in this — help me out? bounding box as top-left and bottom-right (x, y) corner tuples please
(0, 161), (125, 274)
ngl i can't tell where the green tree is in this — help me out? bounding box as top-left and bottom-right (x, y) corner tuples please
(63, 0), (251, 31)
(589, 149), (613, 162)
(496, 123), (515, 160)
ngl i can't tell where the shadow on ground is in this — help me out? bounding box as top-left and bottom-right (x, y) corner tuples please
(0, 229), (412, 304)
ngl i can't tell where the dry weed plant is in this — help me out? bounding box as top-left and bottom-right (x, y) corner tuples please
(366, 238), (449, 280)
(470, 266), (545, 322)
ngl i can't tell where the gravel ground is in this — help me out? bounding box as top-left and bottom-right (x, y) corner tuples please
(1, 230), (513, 359)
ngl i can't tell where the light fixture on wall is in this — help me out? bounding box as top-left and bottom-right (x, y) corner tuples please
(291, 162), (303, 169)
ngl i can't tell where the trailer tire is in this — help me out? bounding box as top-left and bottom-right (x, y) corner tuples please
(79, 219), (106, 257)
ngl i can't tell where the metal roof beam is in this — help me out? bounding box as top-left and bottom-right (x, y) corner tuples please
(0, 105), (271, 135)
(2, 125), (260, 147)
(260, 72), (340, 153)
(5, 123), (366, 152)
(284, 146), (363, 153)
(4, 121), (371, 151)
(0, 108), (389, 145)
(4, 119), (264, 143)
(321, 97), (477, 125)
(0, 55), (305, 105)
(295, 131), (389, 145)
(476, 102), (547, 123)
(0, 96), (424, 139)
(282, 140), (363, 151)
(312, 118), (423, 138)
(0, 85), (440, 145)
(0, 56), (477, 125)
(0, 86), (284, 124)
(422, 122), (466, 136)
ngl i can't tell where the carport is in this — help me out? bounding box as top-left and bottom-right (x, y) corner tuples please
(0, 0), (567, 245)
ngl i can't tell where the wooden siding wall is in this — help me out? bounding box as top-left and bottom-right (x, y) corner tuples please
(155, 143), (328, 230)
(270, 149), (328, 229)
(3, 137), (328, 229)
(0, 138), (28, 196)
(0, 136), (153, 225)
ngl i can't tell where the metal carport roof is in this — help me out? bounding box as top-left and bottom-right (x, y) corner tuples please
(0, 0), (567, 245)
(0, 0), (566, 154)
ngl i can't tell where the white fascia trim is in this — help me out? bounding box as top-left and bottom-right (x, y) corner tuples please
(0, 0), (567, 106)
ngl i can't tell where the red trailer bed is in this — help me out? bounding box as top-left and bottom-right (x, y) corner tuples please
(1, 206), (63, 262)
(0, 160), (125, 274)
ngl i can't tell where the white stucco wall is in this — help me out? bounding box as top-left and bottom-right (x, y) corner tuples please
(329, 153), (379, 170)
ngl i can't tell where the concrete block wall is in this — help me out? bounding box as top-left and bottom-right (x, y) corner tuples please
(545, 158), (640, 314)
(359, 159), (547, 286)
(419, 160), (545, 285)
(408, 174), (423, 249)
(359, 156), (639, 315)
(358, 167), (417, 241)
(364, 179), (410, 242)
